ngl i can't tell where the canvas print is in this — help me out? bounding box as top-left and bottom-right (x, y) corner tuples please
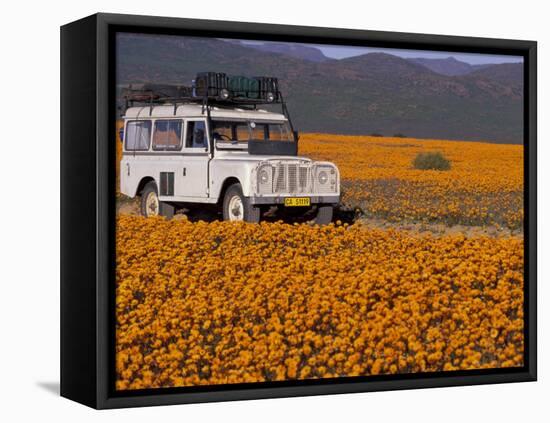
(115, 33), (524, 391)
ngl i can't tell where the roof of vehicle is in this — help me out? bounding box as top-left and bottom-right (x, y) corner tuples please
(124, 104), (287, 121)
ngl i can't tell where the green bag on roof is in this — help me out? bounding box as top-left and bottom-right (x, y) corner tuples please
(228, 76), (259, 99)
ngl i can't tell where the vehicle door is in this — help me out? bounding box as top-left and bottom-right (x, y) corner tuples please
(177, 118), (210, 198)
(150, 119), (184, 200)
(120, 119), (152, 197)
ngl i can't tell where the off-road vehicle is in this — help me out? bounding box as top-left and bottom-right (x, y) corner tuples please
(119, 72), (340, 224)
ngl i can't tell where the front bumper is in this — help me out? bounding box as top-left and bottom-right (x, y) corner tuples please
(249, 194), (340, 206)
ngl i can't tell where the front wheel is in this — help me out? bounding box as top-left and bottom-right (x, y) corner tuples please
(222, 184), (260, 223)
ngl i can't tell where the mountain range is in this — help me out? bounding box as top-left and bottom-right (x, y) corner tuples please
(407, 57), (491, 76)
(226, 40), (331, 63)
(116, 33), (523, 144)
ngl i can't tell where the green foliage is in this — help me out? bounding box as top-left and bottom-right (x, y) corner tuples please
(413, 152), (451, 171)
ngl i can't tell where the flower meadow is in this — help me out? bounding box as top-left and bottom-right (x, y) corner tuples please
(115, 215), (524, 390)
(300, 134), (524, 229)
(117, 128), (524, 230)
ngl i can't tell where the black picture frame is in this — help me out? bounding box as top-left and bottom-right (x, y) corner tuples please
(60, 12), (537, 409)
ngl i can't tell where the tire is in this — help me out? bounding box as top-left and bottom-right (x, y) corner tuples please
(140, 181), (174, 218)
(222, 183), (260, 223)
(314, 205), (333, 225)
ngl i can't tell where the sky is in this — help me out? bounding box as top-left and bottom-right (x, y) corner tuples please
(315, 45), (522, 64)
(237, 40), (523, 65)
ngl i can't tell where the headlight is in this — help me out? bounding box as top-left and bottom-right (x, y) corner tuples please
(219, 88), (230, 100)
(318, 170), (328, 184)
(266, 91), (275, 103)
(259, 169), (270, 184)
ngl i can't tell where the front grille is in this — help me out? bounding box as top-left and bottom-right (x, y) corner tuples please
(274, 165), (286, 192)
(299, 167), (308, 191)
(288, 164), (297, 193)
(272, 162), (312, 194)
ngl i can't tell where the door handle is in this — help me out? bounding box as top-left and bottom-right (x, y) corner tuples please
(183, 167), (186, 176)
(126, 163), (130, 176)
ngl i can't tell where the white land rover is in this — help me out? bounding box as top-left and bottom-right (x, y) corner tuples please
(119, 72), (340, 224)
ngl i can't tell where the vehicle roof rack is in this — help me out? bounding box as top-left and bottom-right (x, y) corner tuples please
(122, 72), (283, 110)
(121, 72), (297, 138)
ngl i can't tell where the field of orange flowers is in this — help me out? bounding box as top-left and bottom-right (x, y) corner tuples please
(117, 128), (523, 229)
(300, 134), (524, 229)
(116, 215), (524, 390)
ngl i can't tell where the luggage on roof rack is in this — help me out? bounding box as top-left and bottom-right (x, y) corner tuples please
(256, 77), (280, 102)
(122, 83), (193, 103)
(228, 75), (259, 99)
(121, 72), (282, 110)
(195, 72), (280, 103)
(194, 72), (229, 98)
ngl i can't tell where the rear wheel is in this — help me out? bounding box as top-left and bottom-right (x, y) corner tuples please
(140, 182), (174, 218)
(222, 184), (260, 223)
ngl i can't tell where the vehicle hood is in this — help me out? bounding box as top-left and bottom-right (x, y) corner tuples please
(213, 153), (313, 163)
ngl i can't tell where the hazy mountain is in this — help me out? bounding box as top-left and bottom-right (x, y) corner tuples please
(408, 57), (480, 76)
(468, 62), (524, 86)
(117, 34), (308, 84)
(408, 57), (523, 83)
(233, 41), (331, 63)
(117, 33), (523, 144)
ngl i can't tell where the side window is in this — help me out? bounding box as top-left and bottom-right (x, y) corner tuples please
(250, 122), (268, 141)
(211, 121), (251, 142)
(185, 121), (207, 149)
(125, 121), (151, 151)
(267, 124), (293, 141)
(235, 123), (250, 141)
(211, 122), (233, 141)
(153, 120), (182, 151)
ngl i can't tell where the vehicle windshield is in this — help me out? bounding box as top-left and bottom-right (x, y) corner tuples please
(212, 120), (294, 143)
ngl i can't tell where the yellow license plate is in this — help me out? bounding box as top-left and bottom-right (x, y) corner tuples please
(284, 197), (311, 207)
